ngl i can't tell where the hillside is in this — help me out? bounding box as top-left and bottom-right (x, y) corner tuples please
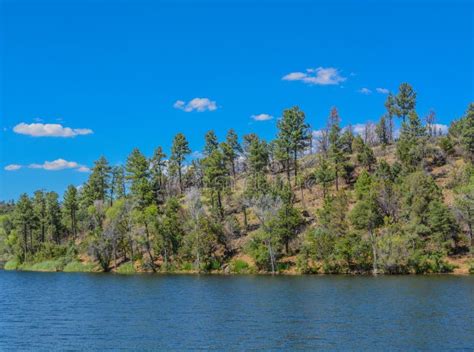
(1, 84), (473, 275)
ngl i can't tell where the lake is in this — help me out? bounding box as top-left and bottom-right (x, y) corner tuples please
(0, 272), (473, 351)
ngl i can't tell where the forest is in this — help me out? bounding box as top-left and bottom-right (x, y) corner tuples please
(1, 83), (473, 275)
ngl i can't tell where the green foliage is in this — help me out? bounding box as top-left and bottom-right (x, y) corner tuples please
(4, 97), (473, 276)
(229, 259), (250, 273)
(116, 262), (136, 274)
(63, 260), (96, 272)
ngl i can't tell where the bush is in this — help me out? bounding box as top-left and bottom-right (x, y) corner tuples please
(21, 259), (66, 272)
(63, 260), (96, 272)
(180, 262), (193, 271)
(410, 252), (455, 273)
(229, 259), (250, 274)
(469, 261), (474, 274)
(4, 259), (19, 270)
(116, 262), (136, 274)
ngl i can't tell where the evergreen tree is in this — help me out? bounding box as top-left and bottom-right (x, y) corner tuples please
(110, 165), (126, 202)
(204, 130), (219, 156)
(150, 146), (167, 204)
(63, 185), (79, 239)
(397, 111), (427, 171)
(276, 106), (311, 184)
(203, 149), (229, 218)
(394, 83), (417, 122)
(84, 156), (112, 204)
(32, 190), (47, 243)
(14, 194), (35, 261)
(126, 148), (153, 208)
(46, 191), (62, 244)
(170, 133), (191, 193)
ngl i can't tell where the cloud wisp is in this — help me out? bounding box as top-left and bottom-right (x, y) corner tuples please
(4, 159), (90, 172)
(13, 123), (93, 137)
(174, 98), (217, 112)
(282, 67), (346, 86)
(251, 113), (273, 121)
(358, 88), (372, 95)
(376, 88), (390, 94)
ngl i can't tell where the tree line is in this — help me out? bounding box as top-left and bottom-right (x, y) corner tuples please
(1, 83), (473, 274)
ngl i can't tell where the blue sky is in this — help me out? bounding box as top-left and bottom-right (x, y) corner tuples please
(1, 0), (473, 200)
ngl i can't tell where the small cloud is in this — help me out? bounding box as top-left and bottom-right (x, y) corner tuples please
(191, 150), (204, 159)
(358, 88), (372, 95)
(431, 123), (449, 135)
(77, 166), (91, 172)
(28, 158), (88, 172)
(376, 88), (389, 94)
(251, 113), (273, 121)
(173, 98), (217, 112)
(282, 67), (346, 86)
(13, 123), (93, 137)
(4, 164), (22, 171)
(352, 123), (367, 135)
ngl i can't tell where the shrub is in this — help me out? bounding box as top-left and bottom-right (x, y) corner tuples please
(63, 260), (96, 272)
(469, 261), (474, 274)
(229, 259), (250, 274)
(4, 259), (19, 270)
(116, 262), (136, 274)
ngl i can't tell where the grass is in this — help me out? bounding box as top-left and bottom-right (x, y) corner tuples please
(20, 259), (65, 272)
(63, 260), (96, 273)
(116, 262), (136, 274)
(4, 259), (19, 270)
(229, 259), (251, 274)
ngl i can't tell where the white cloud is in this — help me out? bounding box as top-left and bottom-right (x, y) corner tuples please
(191, 150), (204, 159)
(13, 123), (93, 137)
(251, 113), (273, 121)
(282, 67), (346, 85)
(358, 88), (372, 95)
(352, 123), (367, 135)
(431, 123), (449, 135)
(77, 166), (91, 172)
(173, 98), (217, 112)
(4, 164), (22, 171)
(376, 88), (389, 94)
(28, 159), (89, 172)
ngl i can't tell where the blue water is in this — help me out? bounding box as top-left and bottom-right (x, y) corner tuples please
(0, 271), (473, 351)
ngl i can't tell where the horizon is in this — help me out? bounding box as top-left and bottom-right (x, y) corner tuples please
(1, 0), (473, 200)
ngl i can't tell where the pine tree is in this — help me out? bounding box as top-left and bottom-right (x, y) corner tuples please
(84, 156), (112, 204)
(276, 106), (311, 184)
(126, 148), (152, 208)
(394, 83), (417, 123)
(170, 133), (191, 193)
(204, 130), (219, 156)
(63, 185), (79, 239)
(14, 194), (35, 261)
(110, 165), (126, 203)
(46, 191), (62, 244)
(150, 146), (167, 204)
(33, 190), (47, 243)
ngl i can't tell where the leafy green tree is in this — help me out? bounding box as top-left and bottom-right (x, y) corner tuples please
(328, 107), (346, 190)
(126, 148), (153, 208)
(450, 104), (474, 161)
(63, 185), (79, 239)
(246, 135), (269, 194)
(170, 133), (191, 193)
